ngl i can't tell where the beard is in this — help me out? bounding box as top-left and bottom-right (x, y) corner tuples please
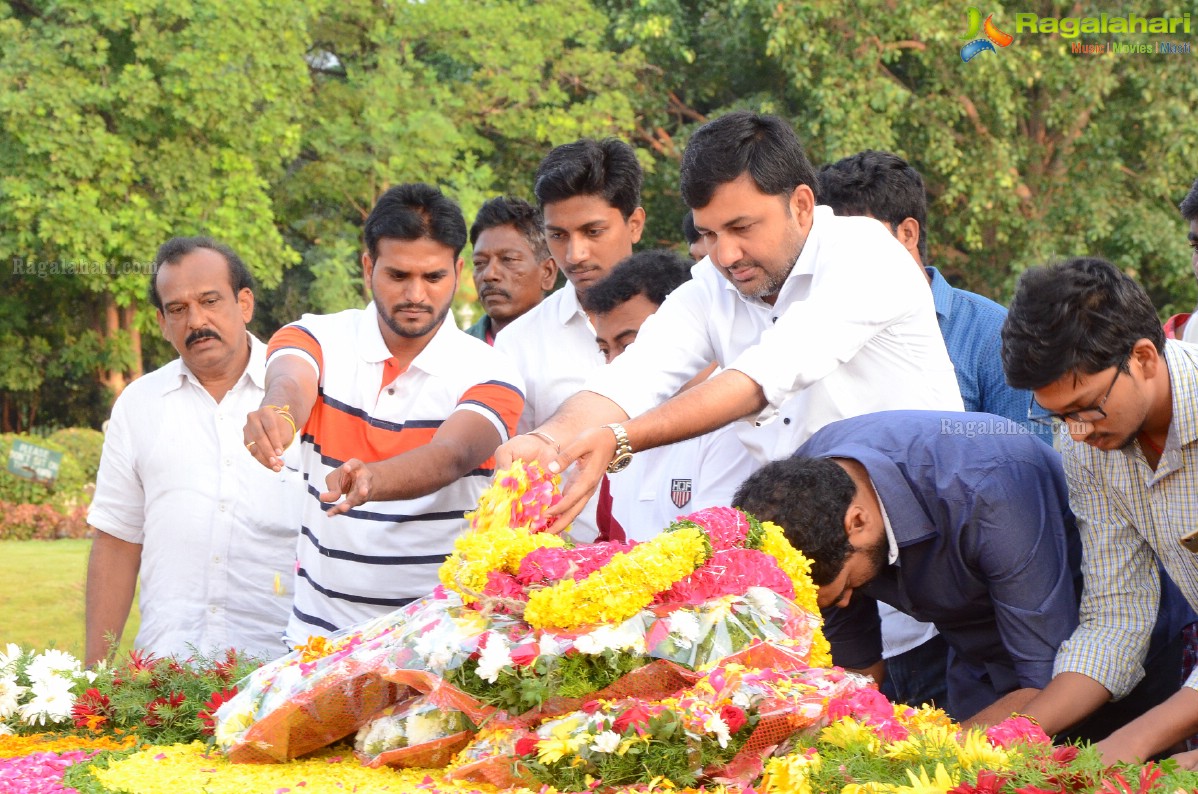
(379, 300), (452, 340)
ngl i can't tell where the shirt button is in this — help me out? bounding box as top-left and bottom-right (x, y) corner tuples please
(213, 555), (221, 563)
(224, 458), (231, 467)
(771, 317), (778, 324)
(387, 388), (395, 395)
(219, 504), (227, 512)
(210, 606), (218, 614)
(783, 418), (792, 425)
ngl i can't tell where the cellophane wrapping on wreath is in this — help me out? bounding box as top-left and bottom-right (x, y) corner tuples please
(352, 693), (474, 768)
(213, 467), (842, 785)
(449, 645), (875, 791)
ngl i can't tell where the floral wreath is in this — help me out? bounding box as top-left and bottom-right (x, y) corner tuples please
(438, 461), (831, 666)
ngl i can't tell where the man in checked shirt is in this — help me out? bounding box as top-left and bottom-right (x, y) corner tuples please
(1003, 256), (1198, 764)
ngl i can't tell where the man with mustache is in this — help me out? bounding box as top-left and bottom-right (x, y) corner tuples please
(86, 237), (304, 664)
(244, 183), (524, 642)
(495, 138), (645, 542)
(465, 197), (557, 345)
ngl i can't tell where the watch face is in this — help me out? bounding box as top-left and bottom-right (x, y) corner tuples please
(608, 452), (633, 473)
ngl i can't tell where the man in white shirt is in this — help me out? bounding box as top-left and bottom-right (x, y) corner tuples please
(581, 249), (756, 540)
(494, 138), (646, 542)
(86, 237), (303, 664)
(498, 112), (962, 537)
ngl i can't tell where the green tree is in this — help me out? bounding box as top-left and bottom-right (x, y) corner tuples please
(0, 0), (318, 429)
(264, 0), (645, 331)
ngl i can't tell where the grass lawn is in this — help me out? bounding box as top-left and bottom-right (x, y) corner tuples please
(0, 538), (138, 657)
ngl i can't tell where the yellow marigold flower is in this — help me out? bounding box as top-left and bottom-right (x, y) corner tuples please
(758, 521), (831, 665)
(537, 736), (583, 764)
(524, 525), (710, 630)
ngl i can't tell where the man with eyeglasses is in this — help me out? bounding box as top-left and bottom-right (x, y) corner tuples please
(1003, 256), (1198, 764)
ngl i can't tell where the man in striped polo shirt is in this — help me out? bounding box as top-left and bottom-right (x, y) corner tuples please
(243, 183), (525, 643)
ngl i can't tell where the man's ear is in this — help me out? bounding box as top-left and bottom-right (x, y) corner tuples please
(843, 503), (869, 541)
(362, 250), (374, 294)
(894, 217), (922, 265)
(1132, 336), (1162, 379)
(627, 207), (646, 244)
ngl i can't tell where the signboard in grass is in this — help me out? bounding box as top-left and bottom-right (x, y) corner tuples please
(6, 439), (62, 484)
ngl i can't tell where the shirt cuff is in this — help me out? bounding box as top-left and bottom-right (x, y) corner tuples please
(1053, 635), (1146, 700)
(86, 510), (144, 545)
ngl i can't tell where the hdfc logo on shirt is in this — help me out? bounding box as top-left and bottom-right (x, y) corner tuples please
(670, 479), (693, 509)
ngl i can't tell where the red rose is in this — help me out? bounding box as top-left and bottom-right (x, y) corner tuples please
(510, 643), (539, 667)
(514, 736), (540, 757)
(720, 704), (747, 733)
(613, 704), (653, 733)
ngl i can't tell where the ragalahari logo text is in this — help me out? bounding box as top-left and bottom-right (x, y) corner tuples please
(961, 7), (1014, 61)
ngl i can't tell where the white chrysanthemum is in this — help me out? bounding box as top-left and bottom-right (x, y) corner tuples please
(25, 649), (82, 686)
(0, 643), (24, 675)
(0, 721), (13, 736)
(475, 633), (513, 683)
(590, 729), (621, 754)
(666, 610), (702, 647)
(0, 675), (26, 719)
(405, 711), (449, 746)
(574, 621), (645, 655)
(731, 689), (753, 709)
(538, 633), (566, 659)
(744, 586), (782, 619)
(413, 627), (458, 672)
(704, 713), (731, 748)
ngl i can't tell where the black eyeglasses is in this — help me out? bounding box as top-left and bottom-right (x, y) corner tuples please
(1027, 356), (1127, 427)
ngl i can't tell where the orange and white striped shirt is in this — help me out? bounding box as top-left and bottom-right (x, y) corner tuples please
(268, 304), (524, 641)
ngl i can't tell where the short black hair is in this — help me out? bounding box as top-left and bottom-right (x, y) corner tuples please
(363, 183), (467, 261)
(1180, 176), (1198, 221)
(680, 111), (818, 210)
(818, 150), (928, 264)
(1002, 257), (1165, 390)
(581, 249), (692, 314)
(470, 196), (550, 261)
(534, 138), (643, 219)
(733, 456), (856, 586)
(149, 236), (254, 311)
(681, 210), (700, 245)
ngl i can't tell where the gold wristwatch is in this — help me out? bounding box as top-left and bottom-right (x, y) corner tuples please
(605, 423), (634, 473)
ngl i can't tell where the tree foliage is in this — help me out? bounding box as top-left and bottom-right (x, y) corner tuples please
(2, 0), (1196, 430)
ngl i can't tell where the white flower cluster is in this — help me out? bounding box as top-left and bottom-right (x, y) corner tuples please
(0, 644), (95, 734)
(354, 697), (466, 757)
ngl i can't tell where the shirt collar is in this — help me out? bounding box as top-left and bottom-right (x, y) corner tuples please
(717, 205), (834, 305)
(164, 331), (263, 395)
(356, 303), (396, 364)
(556, 283), (587, 326)
(828, 443), (940, 549)
(871, 479), (901, 565)
(925, 266), (953, 321)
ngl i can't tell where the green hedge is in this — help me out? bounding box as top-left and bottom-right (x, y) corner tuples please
(0, 433), (93, 513)
(48, 427), (104, 483)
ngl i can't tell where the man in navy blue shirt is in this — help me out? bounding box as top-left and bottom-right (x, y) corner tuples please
(734, 410), (1190, 728)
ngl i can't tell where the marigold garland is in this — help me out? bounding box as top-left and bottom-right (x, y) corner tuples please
(753, 521), (831, 667)
(523, 525), (711, 631)
(440, 461), (568, 605)
(0, 731), (136, 759)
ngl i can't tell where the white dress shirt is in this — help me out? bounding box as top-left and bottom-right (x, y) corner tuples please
(89, 334), (303, 660)
(608, 424), (758, 541)
(586, 208), (962, 659)
(495, 284), (606, 542)
(585, 206), (963, 461)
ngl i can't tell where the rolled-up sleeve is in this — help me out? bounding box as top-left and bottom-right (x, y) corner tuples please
(728, 238), (928, 415)
(584, 278), (716, 419)
(1052, 454), (1157, 698)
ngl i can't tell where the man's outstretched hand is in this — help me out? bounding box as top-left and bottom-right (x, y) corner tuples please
(544, 425), (618, 530)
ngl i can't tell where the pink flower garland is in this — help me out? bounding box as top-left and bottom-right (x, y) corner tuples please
(0, 749), (96, 794)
